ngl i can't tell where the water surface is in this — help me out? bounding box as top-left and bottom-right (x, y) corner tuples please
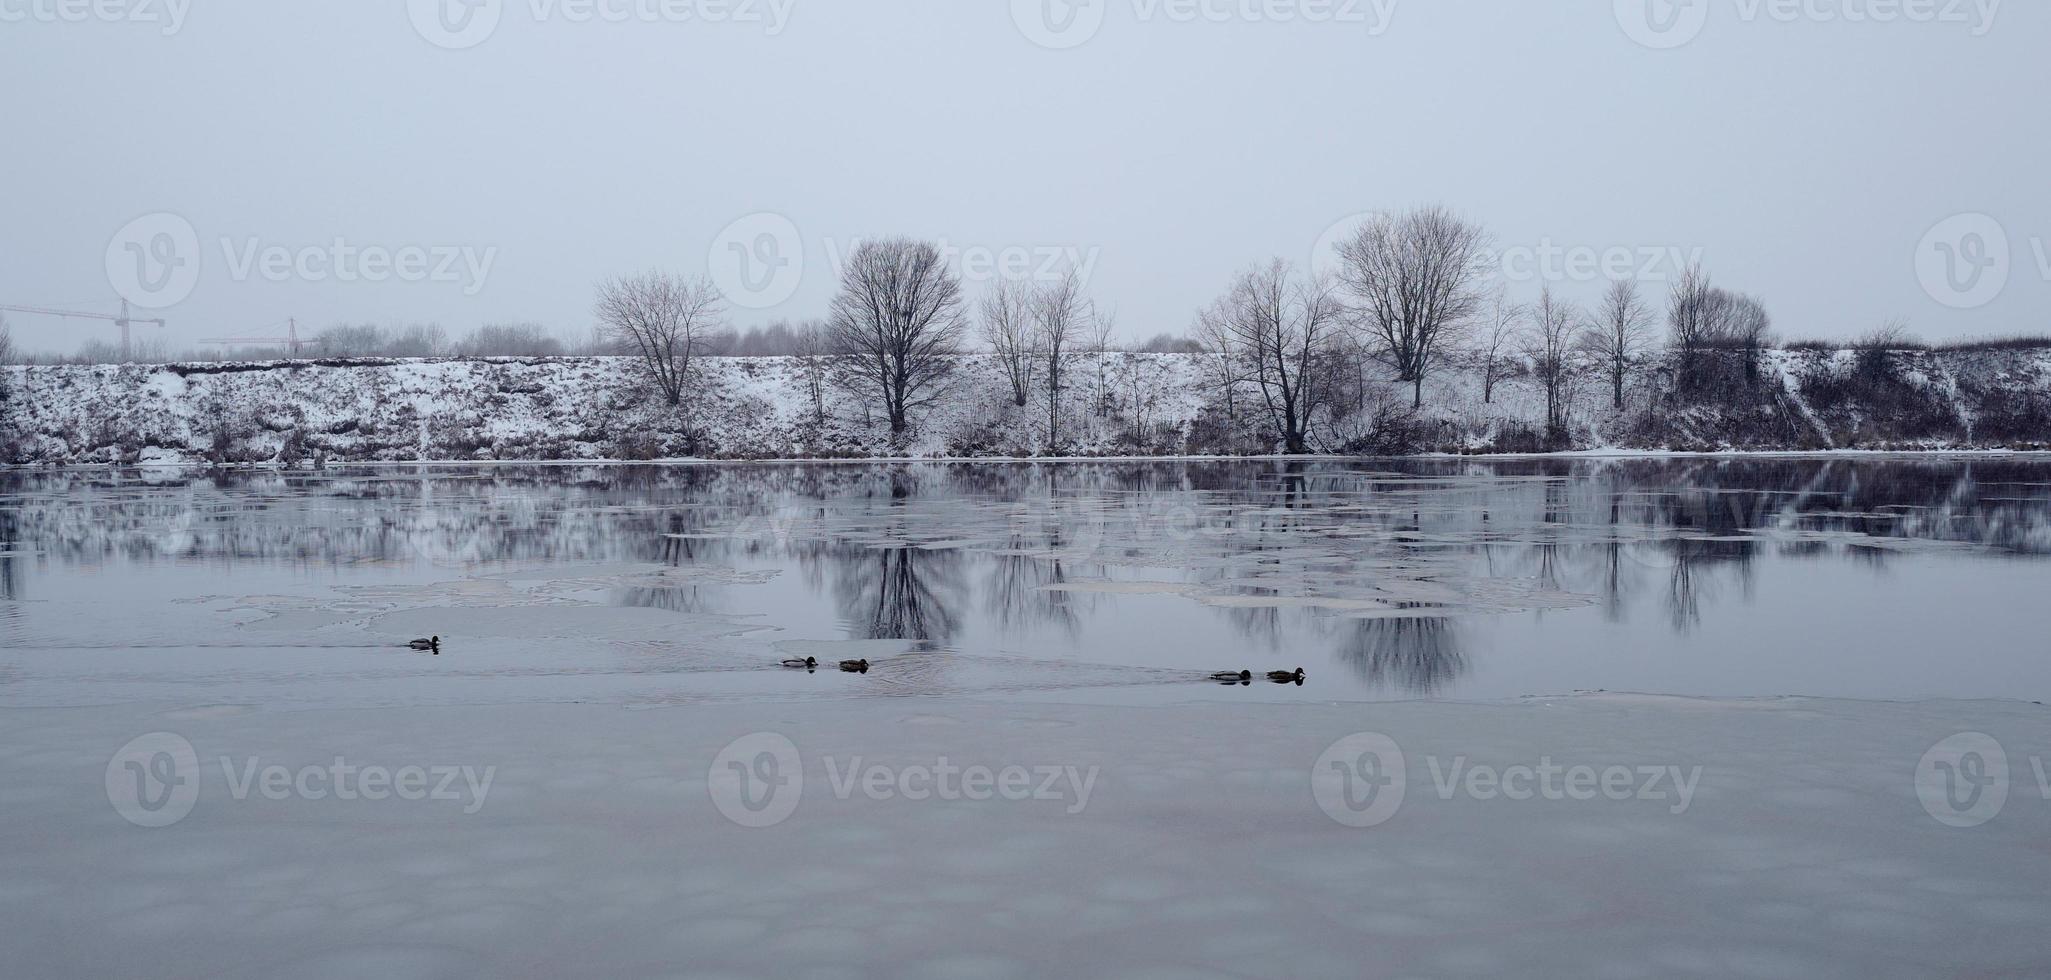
(3, 458), (2047, 706)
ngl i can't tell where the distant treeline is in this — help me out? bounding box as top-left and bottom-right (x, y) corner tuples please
(0, 317), (1213, 365)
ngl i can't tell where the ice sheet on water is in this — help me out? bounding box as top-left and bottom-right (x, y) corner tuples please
(6, 697), (2048, 978)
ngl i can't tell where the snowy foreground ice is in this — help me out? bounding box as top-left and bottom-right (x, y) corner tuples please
(3, 460), (2050, 977)
(5, 697), (2051, 979)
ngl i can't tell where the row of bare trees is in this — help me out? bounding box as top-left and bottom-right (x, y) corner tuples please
(978, 269), (1116, 447)
(590, 215), (1780, 452)
(596, 238), (986, 440)
(1191, 206), (1492, 452)
(1668, 265), (1774, 389)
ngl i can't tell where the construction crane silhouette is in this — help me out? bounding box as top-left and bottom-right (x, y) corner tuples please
(0, 300), (166, 361)
(198, 318), (318, 358)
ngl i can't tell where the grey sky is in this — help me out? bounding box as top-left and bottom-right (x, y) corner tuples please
(2, 0), (2044, 354)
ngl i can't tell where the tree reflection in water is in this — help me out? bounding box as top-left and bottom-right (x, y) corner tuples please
(2, 458), (2046, 697)
(1335, 615), (1467, 695)
(830, 546), (963, 645)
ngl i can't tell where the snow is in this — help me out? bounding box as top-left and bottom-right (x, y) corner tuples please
(5, 346), (2048, 465)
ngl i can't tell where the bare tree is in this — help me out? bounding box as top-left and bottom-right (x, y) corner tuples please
(1477, 287), (1522, 406)
(791, 319), (831, 425)
(1581, 278), (1655, 410)
(1086, 306), (1117, 419)
(1525, 285), (1581, 443)
(1202, 259), (1345, 454)
(0, 314), (13, 424)
(1192, 304), (1248, 424)
(1728, 292), (1773, 386)
(1667, 263), (1737, 391)
(980, 278), (1039, 408)
(1035, 270), (1094, 449)
(1335, 206), (1492, 409)
(594, 271), (727, 408)
(827, 238), (969, 437)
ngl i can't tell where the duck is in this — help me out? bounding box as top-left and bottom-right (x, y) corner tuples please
(1210, 670), (1253, 683)
(408, 636), (441, 654)
(839, 659), (870, 674)
(781, 656), (819, 670)
(1268, 668), (1306, 684)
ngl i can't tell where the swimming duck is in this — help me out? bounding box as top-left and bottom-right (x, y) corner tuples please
(408, 636), (441, 654)
(1268, 668), (1306, 684)
(781, 656), (819, 670)
(840, 659), (870, 674)
(1210, 670), (1253, 683)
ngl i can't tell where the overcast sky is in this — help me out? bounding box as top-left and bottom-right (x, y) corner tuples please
(2, 0), (2044, 354)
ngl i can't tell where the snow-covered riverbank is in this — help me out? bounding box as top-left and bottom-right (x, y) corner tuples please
(6, 695), (2048, 978)
(4, 346), (2048, 465)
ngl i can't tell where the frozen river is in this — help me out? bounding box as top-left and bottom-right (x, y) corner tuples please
(4, 458), (2050, 978)
(2, 458), (2049, 706)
